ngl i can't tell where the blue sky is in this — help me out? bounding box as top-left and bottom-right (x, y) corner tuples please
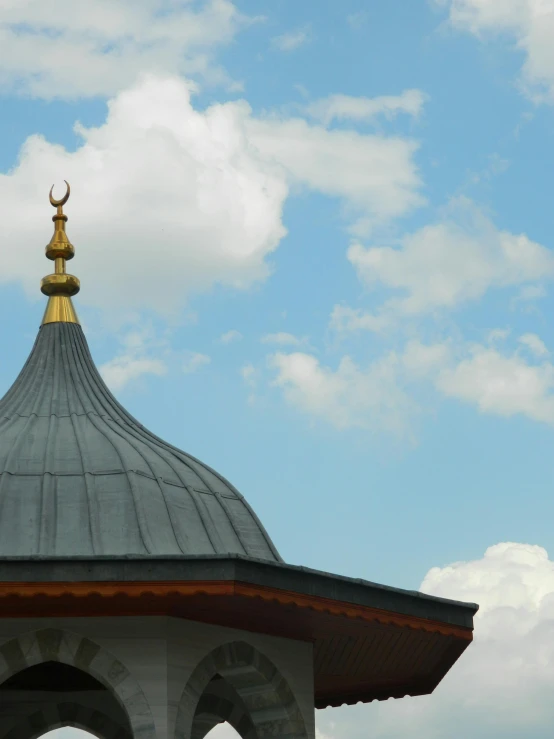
(3, 1), (554, 738)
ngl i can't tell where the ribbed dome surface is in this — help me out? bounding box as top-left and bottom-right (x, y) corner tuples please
(0, 322), (281, 560)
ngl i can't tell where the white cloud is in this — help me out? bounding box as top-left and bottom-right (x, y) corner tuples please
(248, 117), (423, 234)
(441, 0), (554, 102)
(317, 541), (554, 739)
(240, 362), (258, 405)
(511, 283), (547, 313)
(261, 332), (305, 346)
(219, 329), (243, 344)
(487, 327), (511, 343)
(338, 198), (554, 330)
(267, 341), (448, 433)
(0, 0), (248, 99)
(100, 357), (167, 392)
(402, 339), (451, 377)
(271, 27), (310, 51)
(240, 363), (257, 386)
(304, 89), (427, 126)
(99, 328), (168, 391)
(183, 351), (211, 374)
(269, 335), (554, 431)
(0, 74), (288, 317)
(437, 343), (554, 423)
(519, 332), (549, 356)
(329, 305), (389, 334)
(517, 284), (547, 301)
(0, 74), (424, 318)
(269, 351), (415, 433)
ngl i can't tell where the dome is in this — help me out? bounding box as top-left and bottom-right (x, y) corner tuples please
(0, 183), (281, 561)
(0, 322), (281, 560)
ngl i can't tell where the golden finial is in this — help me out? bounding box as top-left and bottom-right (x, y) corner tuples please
(41, 181), (80, 325)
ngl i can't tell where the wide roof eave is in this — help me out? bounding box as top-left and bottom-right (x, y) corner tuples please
(0, 553), (478, 629)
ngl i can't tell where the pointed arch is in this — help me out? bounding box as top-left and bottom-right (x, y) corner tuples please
(175, 641), (309, 739)
(2, 704), (130, 739)
(0, 628), (156, 739)
(191, 677), (255, 739)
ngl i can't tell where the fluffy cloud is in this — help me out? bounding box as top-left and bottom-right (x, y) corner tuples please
(329, 305), (388, 333)
(441, 0), (531, 33)
(99, 356), (166, 392)
(269, 351), (416, 433)
(240, 363), (257, 386)
(315, 541), (554, 739)
(335, 198), (554, 330)
(219, 329), (243, 344)
(516, 284), (547, 302)
(0, 0), (247, 99)
(271, 27), (311, 51)
(240, 362), (258, 405)
(182, 351), (211, 374)
(304, 89), (427, 126)
(408, 335), (554, 426)
(441, 0), (554, 102)
(269, 334), (554, 431)
(261, 332), (305, 346)
(247, 117), (423, 234)
(437, 342), (554, 423)
(0, 74), (288, 316)
(0, 74), (424, 318)
(99, 328), (168, 391)
(518, 332), (550, 356)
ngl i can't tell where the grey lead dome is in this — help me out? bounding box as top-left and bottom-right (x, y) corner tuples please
(0, 322), (281, 560)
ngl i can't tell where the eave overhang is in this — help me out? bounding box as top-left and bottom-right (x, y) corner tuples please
(0, 554), (478, 708)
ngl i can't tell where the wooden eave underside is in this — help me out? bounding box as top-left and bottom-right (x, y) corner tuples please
(0, 579), (473, 708)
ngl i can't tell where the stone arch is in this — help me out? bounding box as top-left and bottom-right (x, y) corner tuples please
(3, 703), (130, 739)
(175, 641), (309, 739)
(0, 628), (156, 739)
(191, 676), (255, 739)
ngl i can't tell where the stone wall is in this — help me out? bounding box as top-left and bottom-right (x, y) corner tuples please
(0, 617), (315, 739)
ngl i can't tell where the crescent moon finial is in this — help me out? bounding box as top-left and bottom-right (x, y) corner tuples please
(42, 179), (79, 325)
(49, 180), (70, 208)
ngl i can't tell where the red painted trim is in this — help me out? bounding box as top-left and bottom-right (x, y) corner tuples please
(0, 579), (473, 640)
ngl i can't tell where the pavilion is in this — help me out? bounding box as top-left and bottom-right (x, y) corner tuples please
(0, 183), (478, 739)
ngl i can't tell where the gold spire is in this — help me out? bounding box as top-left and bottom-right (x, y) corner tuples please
(41, 181), (80, 325)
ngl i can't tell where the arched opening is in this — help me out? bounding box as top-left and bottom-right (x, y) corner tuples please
(0, 661), (132, 739)
(0, 628), (156, 739)
(189, 674), (255, 739)
(176, 641), (309, 739)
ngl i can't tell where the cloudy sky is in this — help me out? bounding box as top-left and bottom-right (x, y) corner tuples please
(3, 0), (554, 737)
